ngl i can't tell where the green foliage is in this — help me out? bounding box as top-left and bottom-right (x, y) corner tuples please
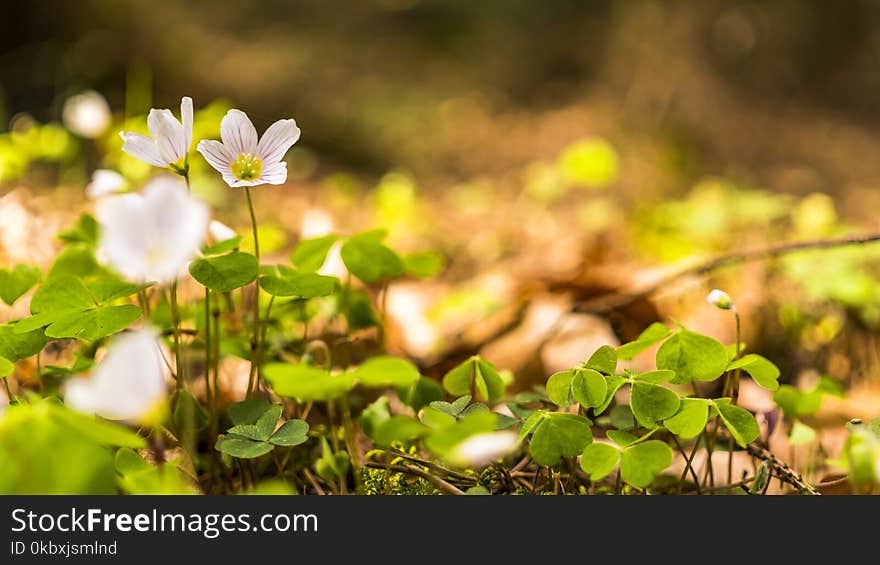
(290, 234), (338, 272)
(259, 270), (337, 298)
(619, 441), (673, 489)
(527, 412), (592, 466)
(656, 329), (728, 383)
(373, 416), (429, 446)
(0, 264), (40, 306)
(586, 345), (618, 374)
(0, 323), (47, 361)
(442, 356), (505, 403)
(580, 438), (672, 488)
(18, 274), (140, 341)
(190, 251), (259, 292)
(115, 448), (197, 494)
(727, 354), (780, 391)
(616, 323), (672, 360)
(315, 437), (350, 483)
(340, 231), (404, 283)
(664, 398), (709, 439)
(630, 382), (680, 427)
(349, 356), (420, 389)
(713, 400), (759, 447)
(0, 401), (138, 494)
(0, 356), (13, 378)
(264, 363), (354, 401)
(424, 411), (497, 461)
(773, 377), (841, 420)
(403, 251), (445, 278)
(215, 403), (309, 459)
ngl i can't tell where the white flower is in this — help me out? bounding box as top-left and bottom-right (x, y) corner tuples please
(86, 169), (127, 199)
(707, 289), (734, 310)
(62, 90), (111, 139)
(197, 109), (300, 187)
(209, 220), (237, 242)
(65, 328), (168, 422)
(449, 431), (518, 468)
(96, 176), (208, 285)
(120, 97), (193, 169)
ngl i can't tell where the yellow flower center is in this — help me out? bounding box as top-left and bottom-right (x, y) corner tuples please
(230, 153), (263, 181)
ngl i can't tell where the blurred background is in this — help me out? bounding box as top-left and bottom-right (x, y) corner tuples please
(3, 0), (880, 448)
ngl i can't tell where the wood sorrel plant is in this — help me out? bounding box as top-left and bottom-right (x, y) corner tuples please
(0, 93), (875, 495)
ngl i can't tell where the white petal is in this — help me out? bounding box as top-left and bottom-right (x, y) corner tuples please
(119, 131), (166, 167)
(96, 176), (208, 285)
(220, 109), (258, 156)
(181, 97), (194, 153)
(257, 118), (300, 164)
(450, 431), (518, 467)
(197, 139), (233, 174)
(258, 161), (288, 185)
(86, 169), (127, 199)
(83, 328), (168, 421)
(64, 379), (99, 415)
(96, 192), (153, 282)
(148, 108), (186, 164)
(142, 177), (209, 283)
(209, 220), (237, 242)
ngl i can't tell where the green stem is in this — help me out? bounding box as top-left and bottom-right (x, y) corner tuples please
(205, 288), (214, 427)
(244, 187), (261, 398)
(169, 281), (184, 391)
(2, 376), (14, 404)
(673, 435), (701, 495)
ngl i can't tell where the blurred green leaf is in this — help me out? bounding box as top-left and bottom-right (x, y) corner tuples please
(260, 271), (337, 298)
(189, 252), (258, 292)
(0, 264), (40, 306)
(291, 235), (338, 272)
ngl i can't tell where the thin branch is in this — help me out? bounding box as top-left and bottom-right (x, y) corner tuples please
(363, 461), (465, 495)
(577, 232), (880, 313)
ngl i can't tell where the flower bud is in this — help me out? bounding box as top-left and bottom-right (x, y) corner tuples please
(707, 289), (733, 310)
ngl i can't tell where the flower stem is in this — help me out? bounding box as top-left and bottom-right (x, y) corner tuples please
(2, 376), (14, 404)
(244, 187), (260, 398)
(169, 281), (184, 391)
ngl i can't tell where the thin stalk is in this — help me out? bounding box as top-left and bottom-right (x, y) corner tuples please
(2, 376), (14, 404)
(725, 306), (743, 486)
(244, 187), (261, 398)
(673, 435), (701, 495)
(169, 281), (184, 390)
(211, 292), (221, 408)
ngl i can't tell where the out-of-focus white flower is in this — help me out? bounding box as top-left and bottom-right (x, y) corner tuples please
(449, 431), (518, 468)
(62, 90), (111, 139)
(707, 289), (734, 310)
(300, 208), (335, 238)
(65, 328), (168, 422)
(86, 169), (127, 199)
(197, 109), (300, 187)
(209, 220), (237, 242)
(120, 97), (193, 170)
(96, 176), (208, 285)
(318, 241), (348, 279)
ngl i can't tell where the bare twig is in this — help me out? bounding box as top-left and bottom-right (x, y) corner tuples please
(363, 461), (466, 495)
(577, 232), (880, 313)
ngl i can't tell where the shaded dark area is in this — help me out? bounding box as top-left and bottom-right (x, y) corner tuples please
(3, 0), (880, 186)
